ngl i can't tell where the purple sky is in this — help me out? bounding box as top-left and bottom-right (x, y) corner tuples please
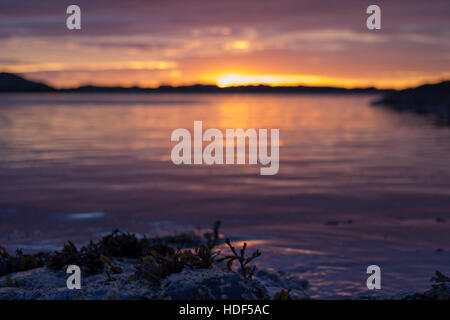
(1, 0), (449, 88)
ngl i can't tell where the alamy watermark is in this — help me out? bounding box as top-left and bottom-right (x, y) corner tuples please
(366, 5), (381, 30)
(170, 121), (279, 175)
(66, 4), (380, 31)
(66, 5), (81, 30)
(66, 265), (81, 289)
(366, 265), (381, 290)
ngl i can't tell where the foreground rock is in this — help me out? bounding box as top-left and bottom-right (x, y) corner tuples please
(0, 259), (313, 300)
(158, 267), (269, 300)
(1, 261), (448, 300)
(0, 226), (309, 300)
(1, 227), (447, 300)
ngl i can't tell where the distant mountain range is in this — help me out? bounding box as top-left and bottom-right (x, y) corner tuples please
(0, 72), (388, 94)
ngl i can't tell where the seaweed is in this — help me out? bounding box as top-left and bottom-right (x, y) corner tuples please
(273, 289), (290, 300)
(431, 270), (450, 283)
(95, 226), (213, 258)
(97, 230), (144, 258)
(100, 255), (123, 281)
(133, 243), (217, 285)
(204, 221), (221, 250)
(5, 276), (19, 287)
(192, 244), (215, 269)
(217, 238), (261, 279)
(45, 222), (222, 277)
(1, 221), (223, 281)
(95, 230), (174, 257)
(401, 270), (450, 300)
(0, 246), (46, 277)
(46, 241), (104, 275)
(133, 251), (184, 286)
(131, 221), (223, 285)
(44, 234), (173, 276)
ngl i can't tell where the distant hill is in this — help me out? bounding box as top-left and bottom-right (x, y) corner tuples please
(374, 81), (450, 119)
(61, 83), (386, 94)
(0, 72), (388, 94)
(0, 73), (55, 92)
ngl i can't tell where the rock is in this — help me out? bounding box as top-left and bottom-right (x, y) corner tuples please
(158, 267), (269, 300)
(0, 260), (273, 300)
(0, 258), (154, 300)
(255, 268), (309, 299)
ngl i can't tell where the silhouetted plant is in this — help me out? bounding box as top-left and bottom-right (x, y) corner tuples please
(46, 241), (104, 275)
(132, 222), (221, 285)
(100, 255), (123, 281)
(133, 246), (215, 285)
(204, 221), (221, 250)
(1, 221), (224, 283)
(0, 246), (46, 277)
(431, 270), (450, 283)
(273, 289), (290, 300)
(217, 238), (261, 279)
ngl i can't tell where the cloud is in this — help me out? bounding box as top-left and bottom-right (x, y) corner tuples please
(0, 0), (449, 88)
(0, 0), (449, 38)
(3, 60), (177, 73)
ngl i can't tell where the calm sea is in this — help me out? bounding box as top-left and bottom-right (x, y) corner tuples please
(0, 93), (449, 298)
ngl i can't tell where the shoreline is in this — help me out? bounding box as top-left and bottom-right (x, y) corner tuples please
(1, 224), (449, 300)
(0, 224), (309, 300)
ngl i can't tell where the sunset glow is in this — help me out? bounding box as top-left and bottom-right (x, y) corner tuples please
(216, 74), (327, 87)
(1, 0), (450, 303)
(214, 73), (383, 88)
(0, 1), (449, 89)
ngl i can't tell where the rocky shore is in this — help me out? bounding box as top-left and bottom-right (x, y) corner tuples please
(0, 223), (310, 300)
(0, 223), (448, 300)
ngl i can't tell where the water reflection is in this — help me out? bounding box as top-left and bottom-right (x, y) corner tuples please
(0, 93), (450, 297)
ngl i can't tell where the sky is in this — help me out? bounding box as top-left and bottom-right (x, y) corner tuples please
(0, 0), (449, 89)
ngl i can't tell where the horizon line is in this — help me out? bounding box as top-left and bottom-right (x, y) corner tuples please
(2, 72), (449, 92)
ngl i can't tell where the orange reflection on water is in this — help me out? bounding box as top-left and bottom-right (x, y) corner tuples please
(1, 93), (449, 198)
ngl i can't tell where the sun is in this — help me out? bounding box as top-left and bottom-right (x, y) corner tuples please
(217, 74), (247, 87)
(215, 73), (373, 88)
(216, 73), (320, 87)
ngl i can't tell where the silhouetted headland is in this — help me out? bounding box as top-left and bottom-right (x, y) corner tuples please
(375, 81), (450, 120)
(0, 73), (55, 93)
